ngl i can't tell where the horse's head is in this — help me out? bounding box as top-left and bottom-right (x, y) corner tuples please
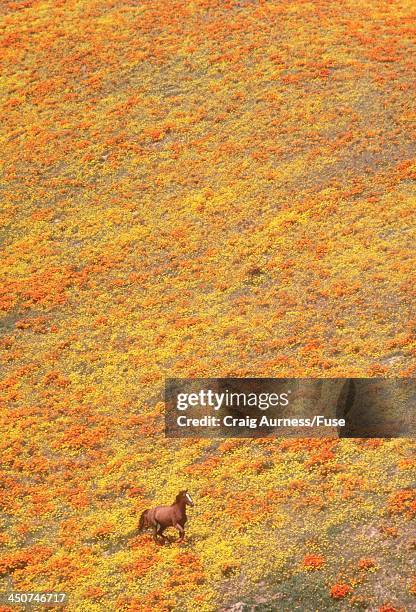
(176, 489), (194, 507)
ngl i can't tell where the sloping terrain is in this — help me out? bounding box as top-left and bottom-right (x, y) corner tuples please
(0, 0), (415, 610)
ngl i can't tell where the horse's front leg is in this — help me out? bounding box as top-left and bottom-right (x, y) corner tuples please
(175, 523), (185, 542)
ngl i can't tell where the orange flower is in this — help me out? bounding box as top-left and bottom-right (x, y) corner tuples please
(302, 554), (325, 570)
(330, 583), (352, 599)
(388, 489), (416, 518)
(84, 587), (105, 600)
(358, 558), (376, 570)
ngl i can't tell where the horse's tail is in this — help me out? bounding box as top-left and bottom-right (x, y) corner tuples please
(138, 509), (149, 532)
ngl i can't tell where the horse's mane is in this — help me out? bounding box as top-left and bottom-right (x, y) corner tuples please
(175, 491), (185, 503)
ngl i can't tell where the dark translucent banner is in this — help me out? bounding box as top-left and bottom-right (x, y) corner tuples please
(165, 378), (416, 438)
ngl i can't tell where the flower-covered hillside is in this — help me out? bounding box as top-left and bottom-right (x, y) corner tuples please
(1, 0), (415, 610)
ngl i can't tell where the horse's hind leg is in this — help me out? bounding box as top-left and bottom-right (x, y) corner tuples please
(154, 522), (167, 545)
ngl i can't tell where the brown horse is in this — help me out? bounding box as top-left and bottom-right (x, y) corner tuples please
(138, 490), (194, 544)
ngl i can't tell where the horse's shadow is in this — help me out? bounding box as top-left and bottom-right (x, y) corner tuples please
(95, 528), (143, 555)
(89, 524), (195, 556)
(150, 532), (193, 547)
(127, 527), (192, 547)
